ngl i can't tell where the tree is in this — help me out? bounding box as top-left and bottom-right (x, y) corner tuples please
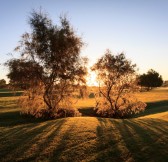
(92, 50), (146, 118)
(6, 10), (87, 118)
(138, 69), (163, 90)
(6, 60), (42, 90)
(0, 79), (6, 88)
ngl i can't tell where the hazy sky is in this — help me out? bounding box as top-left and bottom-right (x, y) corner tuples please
(0, 0), (168, 81)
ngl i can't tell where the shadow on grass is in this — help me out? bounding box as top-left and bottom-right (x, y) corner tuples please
(0, 99), (44, 127)
(0, 110), (46, 127)
(0, 96), (74, 161)
(0, 115), (89, 162)
(96, 117), (168, 162)
(0, 89), (13, 92)
(96, 118), (124, 161)
(0, 92), (22, 97)
(0, 117), (66, 162)
(134, 100), (168, 118)
(78, 100), (168, 118)
(78, 107), (97, 116)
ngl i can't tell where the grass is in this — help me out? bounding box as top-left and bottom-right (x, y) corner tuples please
(0, 88), (168, 161)
(135, 88), (168, 103)
(0, 88), (22, 97)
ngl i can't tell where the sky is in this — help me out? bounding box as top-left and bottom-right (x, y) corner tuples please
(0, 0), (168, 83)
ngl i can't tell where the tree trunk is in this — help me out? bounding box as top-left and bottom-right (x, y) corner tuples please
(43, 85), (53, 111)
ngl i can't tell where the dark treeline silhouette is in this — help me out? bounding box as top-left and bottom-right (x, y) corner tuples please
(138, 69), (163, 91)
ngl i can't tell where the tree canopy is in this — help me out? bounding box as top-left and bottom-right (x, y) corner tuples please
(138, 69), (163, 90)
(6, 10), (87, 118)
(92, 50), (146, 118)
(0, 79), (6, 88)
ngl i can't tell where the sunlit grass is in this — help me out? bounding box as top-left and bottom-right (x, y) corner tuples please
(0, 87), (168, 161)
(74, 98), (96, 108)
(135, 87), (168, 103)
(75, 87), (168, 108)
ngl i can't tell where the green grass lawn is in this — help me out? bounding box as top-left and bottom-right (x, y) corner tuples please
(0, 88), (168, 162)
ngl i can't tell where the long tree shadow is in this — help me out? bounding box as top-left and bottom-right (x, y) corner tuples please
(0, 110), (46, 127)
(118, 119), (168, 161)
(0, 118), (67, 162)
(49, 118), (100, 162)
(134, 100), (168, 118)
(96, 118), (125, 161)
(78, 107), (97, 116)
(0, 92), (23, 97)
(96, 117), (168, 162)
(49, 120), (79, 162)
(0, 99), (46, 127)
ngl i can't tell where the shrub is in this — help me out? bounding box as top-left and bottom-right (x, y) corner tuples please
(19, 96), (81, 119)
(92, 50), (147, 118)
(94, 96), (146, 118)
(89, 92), (95, 98)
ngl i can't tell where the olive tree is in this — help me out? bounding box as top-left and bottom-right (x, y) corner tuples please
(6, 11), (87, 118)
(92, 50), (146, 118)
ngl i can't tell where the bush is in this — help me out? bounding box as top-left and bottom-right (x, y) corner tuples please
(94, 96), (146, 118)
(89, 93), (95, 98)
(19, 96), (81, 119)
(55, 107), (81, 118)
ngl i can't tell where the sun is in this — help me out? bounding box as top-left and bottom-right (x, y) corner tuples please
(86, 70), (99, 87)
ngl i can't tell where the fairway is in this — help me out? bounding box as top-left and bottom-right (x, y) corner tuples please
(0, 88), (168, 162)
